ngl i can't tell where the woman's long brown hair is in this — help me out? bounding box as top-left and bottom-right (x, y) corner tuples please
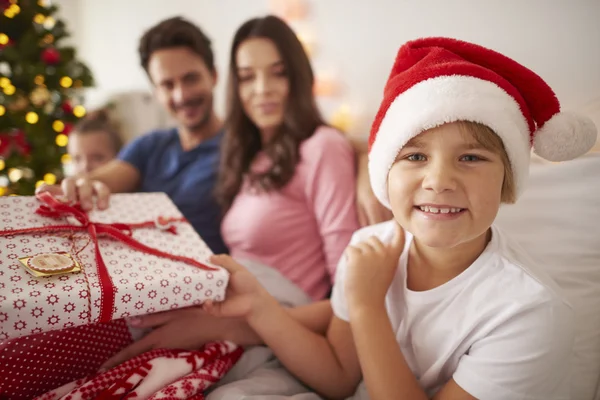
(215, 15), (326, 213)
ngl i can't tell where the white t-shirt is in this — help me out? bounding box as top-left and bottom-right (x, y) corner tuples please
(331, 221), (575, 400)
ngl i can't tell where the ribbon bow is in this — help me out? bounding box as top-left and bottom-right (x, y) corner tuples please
(0, 192), (218, 324)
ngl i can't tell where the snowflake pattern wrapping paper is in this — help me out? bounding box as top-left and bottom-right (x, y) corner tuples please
(0, 192), (229, 341)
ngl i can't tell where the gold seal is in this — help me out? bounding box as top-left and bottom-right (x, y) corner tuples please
(19, 252), (81, 277)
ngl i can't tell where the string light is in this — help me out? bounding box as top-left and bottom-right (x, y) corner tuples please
(0, 33), (8, 45)
(0, 105), (5, 116)
(26, 112), (39, 124)
(61, 153), (71, 164)
(35, 180), (45, 189)
(43, 16), (55, 30)
(55, 133), (68, 147)
(3, 4), (20, 18)
(0, 77), (10, 88)
(34, 75), (45, 85)
(3, 85), (15, 96)
(0, 159), (5, 171)
(43, 173), (57, 185)
(52, 120), (65, 132)
(8, 168), (23, 182)
(73, 105), (86, 118)
(59, 76), (73, 88)
(34, 13), (46, 24)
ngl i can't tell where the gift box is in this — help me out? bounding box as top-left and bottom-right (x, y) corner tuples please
(0, 192), (229, 341)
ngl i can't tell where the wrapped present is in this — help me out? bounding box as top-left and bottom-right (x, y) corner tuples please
(0, 192), (229, 341)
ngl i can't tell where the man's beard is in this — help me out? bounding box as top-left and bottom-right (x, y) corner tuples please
(174, 95), (213, 132)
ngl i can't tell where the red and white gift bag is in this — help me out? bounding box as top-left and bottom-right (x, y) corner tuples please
(0, 319), (134, 399)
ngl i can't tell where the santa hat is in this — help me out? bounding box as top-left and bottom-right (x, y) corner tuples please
(369, 37), (597, 208)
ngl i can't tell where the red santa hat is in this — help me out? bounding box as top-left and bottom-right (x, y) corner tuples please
(369, 37), (597, 208)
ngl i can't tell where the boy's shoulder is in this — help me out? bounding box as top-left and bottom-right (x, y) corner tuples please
(480, 225), (572, 311)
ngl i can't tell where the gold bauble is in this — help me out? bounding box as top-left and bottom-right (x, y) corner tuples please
(30, 86), (51, 107)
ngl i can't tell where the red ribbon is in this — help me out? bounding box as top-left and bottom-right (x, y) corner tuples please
(0, 192), (218, 324)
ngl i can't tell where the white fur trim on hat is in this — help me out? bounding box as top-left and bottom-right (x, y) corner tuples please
(533, 112), (598, 161)
(369, 75), (531, 209)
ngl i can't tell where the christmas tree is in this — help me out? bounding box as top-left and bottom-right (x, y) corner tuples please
(0, 0), (94, 196)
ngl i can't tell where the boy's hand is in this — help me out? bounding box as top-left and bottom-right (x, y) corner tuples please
(344, 222), (405, 312)
(202, 255), (273, 320)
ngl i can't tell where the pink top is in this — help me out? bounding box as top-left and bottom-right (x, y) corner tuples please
(221, 126), (359, 300)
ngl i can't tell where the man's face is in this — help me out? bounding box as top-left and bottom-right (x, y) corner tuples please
(147, 47), (216, 132)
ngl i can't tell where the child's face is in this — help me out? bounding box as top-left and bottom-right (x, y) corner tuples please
(387, 122), (505, 249)
(67, 131), (117, 175)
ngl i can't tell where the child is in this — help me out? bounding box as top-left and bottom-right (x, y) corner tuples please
(203, 37), (598, 399)
(67, 108), (123, 175)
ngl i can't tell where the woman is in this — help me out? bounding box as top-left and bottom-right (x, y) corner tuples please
(101, 15), (359, 374)
(216, 15), (359, 301)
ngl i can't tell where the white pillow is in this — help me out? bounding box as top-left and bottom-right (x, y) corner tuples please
(495, 153), (600, 400)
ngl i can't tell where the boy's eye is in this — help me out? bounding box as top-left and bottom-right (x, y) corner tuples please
(238, 74), (254, 82)
(406, 153), (426, 161)
(460, 154), (483, 162)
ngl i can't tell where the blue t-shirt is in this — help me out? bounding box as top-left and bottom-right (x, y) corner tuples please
(118, 128), (228, 254)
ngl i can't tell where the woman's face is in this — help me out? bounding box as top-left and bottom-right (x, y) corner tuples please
(236, 37), (290, 143)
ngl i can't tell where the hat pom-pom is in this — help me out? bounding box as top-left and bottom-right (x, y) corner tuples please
(533, 112), (598, 161)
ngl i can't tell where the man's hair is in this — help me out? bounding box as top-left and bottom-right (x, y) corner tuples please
(138, 16), (215, 74)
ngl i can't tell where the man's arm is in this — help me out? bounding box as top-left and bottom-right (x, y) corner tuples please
(37, 159), (140, 210)
(85, 159), (141, 194)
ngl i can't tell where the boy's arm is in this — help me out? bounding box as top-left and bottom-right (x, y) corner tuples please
(248, 295), (362, 400)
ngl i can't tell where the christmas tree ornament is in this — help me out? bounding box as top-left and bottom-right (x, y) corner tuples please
(41, 47), (60, 65)
(30, 86), (51, 106)
(8, 94), (29, 112)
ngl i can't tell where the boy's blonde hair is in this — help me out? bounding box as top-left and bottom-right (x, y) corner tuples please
(457, 121), (516, 204)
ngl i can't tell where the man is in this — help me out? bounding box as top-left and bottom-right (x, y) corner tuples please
(39, 16), (388, 253)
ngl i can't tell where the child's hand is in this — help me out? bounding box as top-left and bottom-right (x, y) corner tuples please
(344, 222), (405, 312)
(202, 255), (272, 320)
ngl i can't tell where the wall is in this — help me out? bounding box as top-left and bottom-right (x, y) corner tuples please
(55, 0), (600, 140)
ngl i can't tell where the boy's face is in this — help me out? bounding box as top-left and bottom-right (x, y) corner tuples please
(387, 122), (505, 249)
(68, 131), (117, 175)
